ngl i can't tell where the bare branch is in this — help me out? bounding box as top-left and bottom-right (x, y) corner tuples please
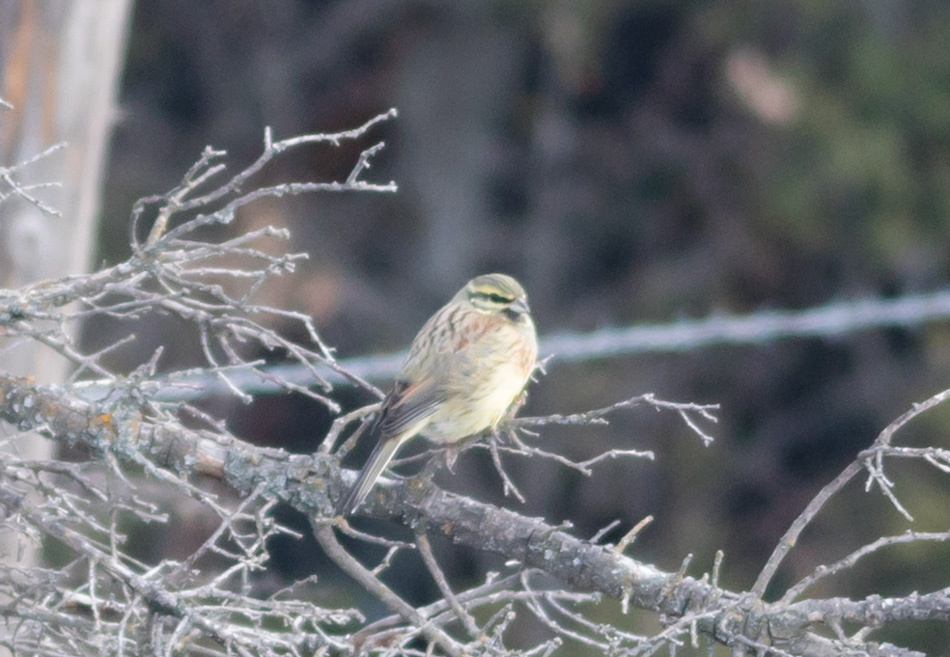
(783, 530), (950, 603)
(1, 114), (399, 412)
(312, 522), (464, 657)
(3, 371), (944, 654)
(752, 387), (950, 600)
(0, 141), (66, 216)
(415, 531), (480, 638)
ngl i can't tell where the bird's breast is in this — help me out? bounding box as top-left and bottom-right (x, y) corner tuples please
(420, 320), (536, 444)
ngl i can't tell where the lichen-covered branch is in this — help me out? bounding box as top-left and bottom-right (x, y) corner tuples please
(0, 373), (942, 656)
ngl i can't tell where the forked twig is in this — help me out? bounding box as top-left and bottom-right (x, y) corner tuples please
(752, 387), (950, 600)
(311, 522), (463, 657)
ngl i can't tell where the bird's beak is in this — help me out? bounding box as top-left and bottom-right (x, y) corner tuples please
(510, 297), (530, 316)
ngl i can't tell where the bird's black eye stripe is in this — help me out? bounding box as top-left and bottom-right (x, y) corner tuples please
(487, 293), (513, 304)
(473, 290), (514, 305)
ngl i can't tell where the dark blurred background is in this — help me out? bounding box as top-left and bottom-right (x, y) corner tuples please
(91, 1), (950, 652)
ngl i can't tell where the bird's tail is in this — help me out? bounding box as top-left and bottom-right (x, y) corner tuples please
(336, 436), (403, 515)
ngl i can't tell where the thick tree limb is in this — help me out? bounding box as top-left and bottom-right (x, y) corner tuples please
(0, 374), (936, 656)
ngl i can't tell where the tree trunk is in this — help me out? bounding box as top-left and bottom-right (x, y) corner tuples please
(0, 0), (131, 623)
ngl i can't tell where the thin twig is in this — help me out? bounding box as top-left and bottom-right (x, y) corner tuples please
(415, 531), (480, 638)
(613, 516), (654, 555)
(751, 387), (950, 600)
(782, 529), (950, 603)
(311, 522), (464, 657)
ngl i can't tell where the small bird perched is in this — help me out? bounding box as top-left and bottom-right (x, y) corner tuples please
(337, 273), (538, 515)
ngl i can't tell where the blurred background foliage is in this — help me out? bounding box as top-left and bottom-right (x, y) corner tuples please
(86, 0), (950, 652)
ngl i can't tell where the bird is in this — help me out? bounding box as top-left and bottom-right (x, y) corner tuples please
(337, 273), (538, 515)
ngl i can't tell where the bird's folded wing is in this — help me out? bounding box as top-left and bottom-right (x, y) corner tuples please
(376, 378), (447, 438)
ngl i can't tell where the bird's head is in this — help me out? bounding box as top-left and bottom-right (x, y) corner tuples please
(459, 273), (531, 322)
